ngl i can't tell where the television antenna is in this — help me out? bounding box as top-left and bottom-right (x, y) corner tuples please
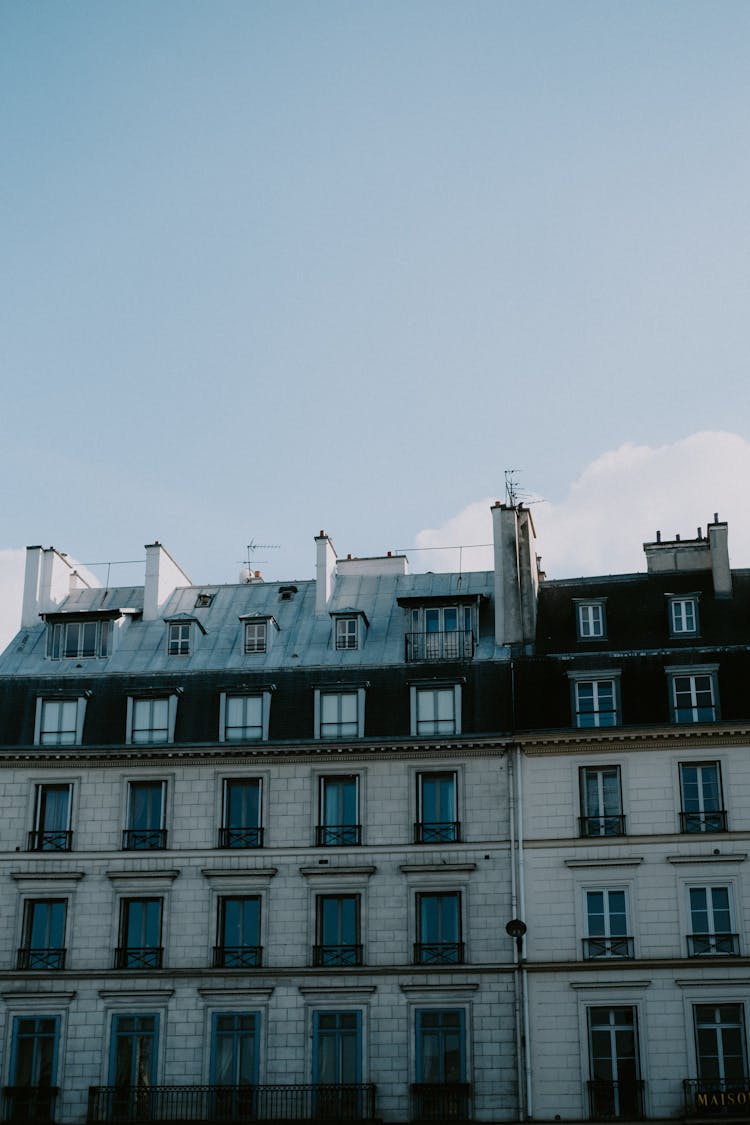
(504, 469), (543, 508)
(237, 539), (281, 569)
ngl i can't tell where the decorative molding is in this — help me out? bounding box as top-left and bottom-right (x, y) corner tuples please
(565, 858), (643, 869)
(667, 853), (747, 865)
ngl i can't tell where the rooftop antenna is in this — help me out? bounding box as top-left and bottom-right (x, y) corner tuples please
(505, 469), (521, 507)
(236, 539), (281, 576)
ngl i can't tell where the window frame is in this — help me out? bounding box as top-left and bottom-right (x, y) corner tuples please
(46, 617), (110, 660)
(312, 1010), (363, 1085)
(414, 1008), (467, 1084)
(108, 1013), (160, 1088)
(667, 665), (719, 724)
(18, 898), (68, 971)
(569, 671), (620, 729)
(210, 1011), (259, 1087)
(669, 595), (700, 638)
(406, 604), (475, 662)
(583, 887), (633, 960)
(124, 780), (167, 850)
(314, 688), (365, 741)
(34, 697), (87, 747)
(693, 1004), (748, 1086)
(30, 783), (73, 852)
(679, 761), (726, 833)
(9, 1014), (60, 1089)
(416, 770), (460, 843)
(215, 895), (262, 968)
(586, 1005), (642, 1120)
(116, 897), (164, 970)
(410, 684), (462, 738)
(126, 695), (178, 746)
(318, 775), (361, 846)
(219, 692), (271, 743)
(166, 621), (192, 656)
(687, 885), (739, 956)
(335, 616), (360, 651)
(415, 891), (464, 965)
(220, 777), (263, 849)
(579, 765), (625, 837)
(314, 893), (362, 967)
(575, 600), (607, 641)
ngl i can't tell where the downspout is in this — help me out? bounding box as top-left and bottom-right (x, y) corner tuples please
(508, 748), (524, 1120)
(516, 743), (533, 1118)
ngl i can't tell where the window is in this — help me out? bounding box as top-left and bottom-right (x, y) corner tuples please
(220, 779), (263, 848)
(109, 1014), (159, 1090)
(416, 892), (463, 964)
(214, 896), (261, 968)
(7, 1016), (59, 1123)
(416, 772), (459, 843)
(318, 776), (360, 846)
(411, 685), (461, 738)
(694, 1005), (747, 1086)
(670, 596), (699, 637)
(34, 697), (86, 747)
(211, 1013), (258, 1089)
(47, 617), (110, 659)
(335, 617), (359, 651)
(123, 781), (166, 850)
(669, 669), (718, 723)
(314, 895), (361, 966)
(18, 900), (67, 970)
(127, 696), (174, 745)
(680, 762), (726, 833)
(29, 784), (72, 851)
(587, 1007), (642, 1121)
(583, 889), (633, 959)
(220, 694), (269, 743)
(167, 622), (191, 656)
(413, 1010), (469, 1121)
(244, 620), (267, 654)
(315, 690), (364, 740)
(579, 767), (624, 837)
(314, 1011), (362, 1086)
(572, 677), (619, 728)
(406, 606), (474, 662)
(688, 887), (739, 956)
(116, 898), (163, 969)
(576, 602), (606, 641)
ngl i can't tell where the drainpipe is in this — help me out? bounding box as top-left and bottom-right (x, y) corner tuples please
(508, 750), (525, 1120)
(516, 744), (533, 1118)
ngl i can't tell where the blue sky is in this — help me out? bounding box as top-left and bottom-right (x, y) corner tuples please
(2, 1), (749, 636)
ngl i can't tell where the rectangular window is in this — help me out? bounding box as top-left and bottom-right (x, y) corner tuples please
(573, 679), (618, 728)
(583, 890), (633, 960)
(167, 622), (191, 656)
(36, 699), (79, 746)
(220, 779), (263, 848)
(211, 1012), (258, 1086)
(318, 776), (360, 846)
(18, 900), (67, 970)
(244, 621), (267, 654)
(314, 895), (361, 967)
(47, 618), (110, 659)
(129, 697), (172, 745)
(416, 892), (463, 964)
(214, 896), (261, 968)
(671, 672), (718, 723)
(336, 617), (359, 651)
(577, 602), (606, 640)
(587, 1007), (642, 1120)
(314, 1011), (362, 1084)
(688, 887), (739, 956)
(222, 695), (264, 743)
(694, 1005), (748, 1085)
(109, 1014), (159, 1088)
(124, 781), (166, 850)
(680, 762), (726, 833)
(670, 597), (699, 636)
(579, 767), (624, 837)
(412, 686), (460, 738)
(29, 784), (72, 851)
(116, 898), (163, 969)
(416, 772), (459, 843)
(407, 606), (474, 662)
(8, 1015), (59, 1122)
(318, 691), (361, 740)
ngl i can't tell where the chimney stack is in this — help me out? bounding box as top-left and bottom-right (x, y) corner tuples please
(315, 531), (337, 614)
(143, 543), (192, 620)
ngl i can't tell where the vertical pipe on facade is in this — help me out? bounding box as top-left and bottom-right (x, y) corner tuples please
(516, 744), (533, 1118)
(508, 749), (524, 1120)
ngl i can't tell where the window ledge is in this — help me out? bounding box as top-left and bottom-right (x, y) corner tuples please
(201, 867), (278, 880)
(106, 869), (180, 882)
(11, 870), (85, 882)
(565, 858), (643, 869)
(300, 865), (376, 878)
(399, 862), (477, 874)
(667, 852), (747, 865)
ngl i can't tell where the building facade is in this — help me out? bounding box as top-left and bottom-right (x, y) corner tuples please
(0, 506), (747, 1124)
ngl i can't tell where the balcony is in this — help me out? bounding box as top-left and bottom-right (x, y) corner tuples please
(414, 942), (465, 965)
(579, 816), (626, 838)
(680, 810), (728, 834)
(687, 933), (740, 957)
(26, 830), (72, 852)
(114, 946), (163, 969)
(312, 944), (362, 967)
(582, 937), (635, 960)
(213, 945), (262, 968)
(684, 1079), (750, 1116)
(316, 825), (362, 846)
(16, 946), (66, 970)
(2, 1085), (58, 1123)
(415, 821), (461, 844)
(122, 829), (167, 851)
(410, 1083), (471, 1121)
(87, 1083), (377, 1123)
(586, 1080), (645, 1120)
(405, 631), (474, 663)
(217, 826), (264, 848)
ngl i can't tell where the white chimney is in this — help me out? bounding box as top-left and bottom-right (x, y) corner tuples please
(708, 517), (732, 598)
(315, 531), (337, 614)
(143, 542), (192, 620)
(491, 503), (539, 649)
(21, 546), (75, 627)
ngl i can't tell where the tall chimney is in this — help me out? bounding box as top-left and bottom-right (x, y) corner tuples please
(143, 543), (192, 620)
(21, 546), (75, 627)
(315, 531), (337, 614)
(708, 518), (732, 597)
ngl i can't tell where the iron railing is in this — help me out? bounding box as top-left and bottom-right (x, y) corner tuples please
(414, 821), (461, 844)
(218, 827), (264, 848)
(411, 1082), (471, 1120)
(680, 810), (728, 834)
(316, 825), (362, 846)
(87, 1082), (377, 1122)
(213, 945), (262, 968)
(687, 933), (740, 957)
(579, 816), (626, 838)
(2, 1085), (59, 1123)
(405, 631), (474, 662)
(683, 1078), (750, 1116)
(414, 942), (464, 965)
(122, 829), (167, 850)
(27, 830), (72, 852)
(582, 936), (634, 960)
(114, 946), (163, 969)
(16, 946), (66, 970)
(586, 1079), (645, 1120)
(312, 944), (362, 967)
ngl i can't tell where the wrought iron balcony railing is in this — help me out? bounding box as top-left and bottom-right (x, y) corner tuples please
(414, 942), (465, 965)
(114, 946), (163, 969)
(410, 1082), (471, 1121)
(87, 1082), (377, 1123)
(405, 631), (474, 663)
(687, 933), (740, 957)
(586, 1079), (645, 1120)
(16, 946), (66, 970)
(26, 830), (72, 852)
(582, 936), (635, 960)
(312, 944), (363, 967)
(415, 821), (461, 844)
(680, 810), (728, 833)
(213, 945), (262, 968)
(579, 815), (626, 838)
(683, 1078), (750, 1116)
(2, 1085), (59, 1124)
(316, 824), (362, 846)
(218, 826), (264, 848)
(121, 829), (167, 850)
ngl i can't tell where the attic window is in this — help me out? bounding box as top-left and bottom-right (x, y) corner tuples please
(279, 586), (298, 602)
(195, 593), (214, 608)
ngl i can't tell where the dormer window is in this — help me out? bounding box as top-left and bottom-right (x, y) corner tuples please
(669, 596), (699, 637)
(240, 614), (278, 656)
(401, 602), (476, 662)
(576, 600), (606, 641)
(194, 592), (214, 608)
(46, 618), (110, 660)
(167, 622), (191, 656)
(331, 611), (368, 652)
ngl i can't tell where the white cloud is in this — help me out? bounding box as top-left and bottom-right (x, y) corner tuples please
(415, 432), (750, 579)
